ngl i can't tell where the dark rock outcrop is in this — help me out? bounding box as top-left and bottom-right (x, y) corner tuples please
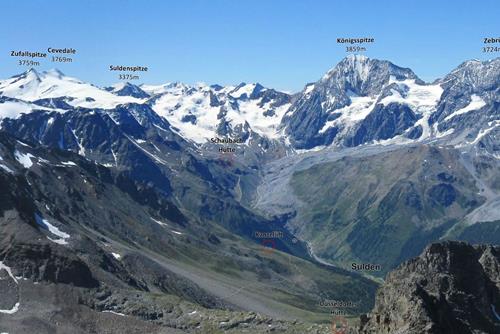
(359, 241), (500, 333)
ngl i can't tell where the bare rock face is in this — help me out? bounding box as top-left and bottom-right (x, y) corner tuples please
(359, 241), (500, 334)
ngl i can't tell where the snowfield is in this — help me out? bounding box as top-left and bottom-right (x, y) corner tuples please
(35, 214), (70, 245)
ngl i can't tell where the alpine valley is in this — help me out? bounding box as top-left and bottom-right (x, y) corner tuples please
(0, 55), (498, 333)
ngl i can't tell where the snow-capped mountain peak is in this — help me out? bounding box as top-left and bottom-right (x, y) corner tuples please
(229, 83), (265, 99)
(140, 82), (191, 96)
(280, 56), (499, 150)
(442, 57), (500, 91)
(0, 69), (144, 109)
(43, 68), (66, 79)
(105, 82), (150, 99)
(18, 68), (43, 81)
(322, 54), (370, 81)
(319, 55), (420, 97)
(149, 81), (291, 144)
(0, 57), (498, 155)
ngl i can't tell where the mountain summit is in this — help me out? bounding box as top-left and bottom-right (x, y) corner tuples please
(0, 55), (498, 334)
(320, 54), (420, 96)
(280, 56), (498, 150)
(0, 56), (497, 152)
(280, 55), (425, 148)
(0, 69), (142, 109)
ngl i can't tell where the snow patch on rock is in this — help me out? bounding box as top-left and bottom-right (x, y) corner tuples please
(14, 150), (35, 168)
(35, 214), (70, 245)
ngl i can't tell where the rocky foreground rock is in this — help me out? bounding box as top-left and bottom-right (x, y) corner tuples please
(359, 241), (500, 334)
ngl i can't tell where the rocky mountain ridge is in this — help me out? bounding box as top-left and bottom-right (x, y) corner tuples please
(0, 56), (498, 333)
(1, 56), (498, 156)
(359, 241), (500, 334)
(0, 130), (375, 333)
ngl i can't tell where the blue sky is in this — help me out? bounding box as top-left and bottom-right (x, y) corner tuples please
(1, 0), (498, 91)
